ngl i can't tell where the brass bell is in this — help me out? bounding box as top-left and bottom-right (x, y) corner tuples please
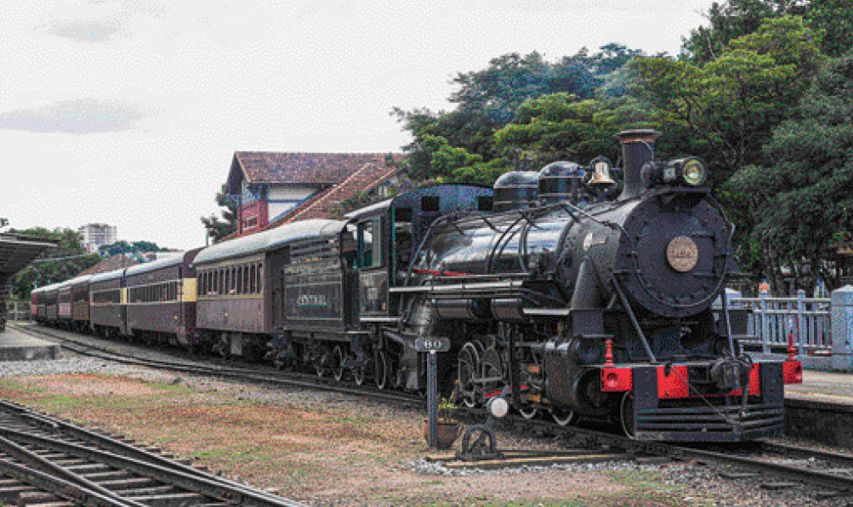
(588, 157), (616, 186)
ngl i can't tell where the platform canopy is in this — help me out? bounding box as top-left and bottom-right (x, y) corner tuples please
(0, 234), (57, 279)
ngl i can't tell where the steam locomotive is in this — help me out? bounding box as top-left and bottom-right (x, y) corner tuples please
(32, 129), (802, 442)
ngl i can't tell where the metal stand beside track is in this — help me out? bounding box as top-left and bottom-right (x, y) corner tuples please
(456, 387), (509, 461)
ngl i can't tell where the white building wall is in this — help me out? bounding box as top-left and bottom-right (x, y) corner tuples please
(267, 185), (318, 222)
(78, 223), (117, 253)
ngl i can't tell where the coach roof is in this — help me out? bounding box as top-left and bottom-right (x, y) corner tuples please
(193, 219), (346, 266)
(90, 268), (127, 284)
(126, 254), (185, 277)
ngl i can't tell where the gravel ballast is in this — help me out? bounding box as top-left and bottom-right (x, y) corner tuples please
(0, 343), (848, 505)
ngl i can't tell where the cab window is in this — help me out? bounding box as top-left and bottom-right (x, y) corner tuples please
(357, 218), (383, 268)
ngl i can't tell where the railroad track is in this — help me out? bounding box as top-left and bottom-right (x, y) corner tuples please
(456, 406), (853, 501)
(15, 323), (853, 501)
(10, 323), (422, 409)
(0, 398), (307, 507)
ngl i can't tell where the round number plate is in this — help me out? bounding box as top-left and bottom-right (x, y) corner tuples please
(666, 235), (699, 272)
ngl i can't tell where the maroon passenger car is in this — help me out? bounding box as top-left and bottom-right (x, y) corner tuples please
(124, 249), (202, 346)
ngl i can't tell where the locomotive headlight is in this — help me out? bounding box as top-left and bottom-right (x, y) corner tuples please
(680, 158), (708, 187)
(642, 157), (709, 189)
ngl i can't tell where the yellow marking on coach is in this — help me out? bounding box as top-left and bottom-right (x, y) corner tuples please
(182, 278), (197, 303)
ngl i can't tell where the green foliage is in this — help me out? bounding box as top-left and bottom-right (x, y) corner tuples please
(437, 397), (457, 423)
(201, 184), (238, 243)
(9, 227), (101, 299)
(680, 0), (807, 62)
(494, 94), (656, 169)
(806, 0), (853, 57)
(394, 45), (646, 185)
(98, 240), (169, 260)
(637, 16), (823, 184)
(727, 50), (853, 291)
(681, 0), (852, 62)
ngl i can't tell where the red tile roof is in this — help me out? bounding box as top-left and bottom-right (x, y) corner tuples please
(78, 254), (139, 276)
(274, 163), (401, 225)
(227, 152), (403, 193)
(220, 152), (405, 242)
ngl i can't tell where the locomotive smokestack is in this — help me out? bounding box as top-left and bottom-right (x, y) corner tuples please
(616, 129), (660, 200)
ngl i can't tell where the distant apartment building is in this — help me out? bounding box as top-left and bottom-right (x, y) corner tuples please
(78, 223), (117, 253)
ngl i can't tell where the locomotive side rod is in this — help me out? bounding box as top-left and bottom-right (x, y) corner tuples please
(611, 276), (658, 363)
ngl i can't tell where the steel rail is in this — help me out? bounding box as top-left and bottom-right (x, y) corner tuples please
(670, 444), (853, 494)
(0, 433), (149, 507)
(21, 325), (853, 497)
(0, 425), (309, 507)
(759, 441), (853, 468)
(0, 457), (142, 507)
(459, 407), (853, 496)
(0, 398), (288, 506)
(11, 323), (422, 408)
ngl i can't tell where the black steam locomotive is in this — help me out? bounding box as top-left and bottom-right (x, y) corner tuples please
(32, 129), (801, 442)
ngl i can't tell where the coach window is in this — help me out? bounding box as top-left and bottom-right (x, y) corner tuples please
(240, 266), (246, 294)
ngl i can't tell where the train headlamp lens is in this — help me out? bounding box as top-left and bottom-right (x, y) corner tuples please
(682, 158), (707, 186)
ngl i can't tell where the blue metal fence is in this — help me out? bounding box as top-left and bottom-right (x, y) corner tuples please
(724, 286), (853, 371)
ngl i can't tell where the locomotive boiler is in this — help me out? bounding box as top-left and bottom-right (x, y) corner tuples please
(396, 130), (802, 440)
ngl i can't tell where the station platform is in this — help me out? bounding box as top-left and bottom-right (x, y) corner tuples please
(0, 327), (59, 361)
(787, 370), (853, 405)
(784, 370), (853, 448)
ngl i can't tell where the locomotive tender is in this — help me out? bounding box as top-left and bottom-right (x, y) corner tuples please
(31, 129), (802, 441)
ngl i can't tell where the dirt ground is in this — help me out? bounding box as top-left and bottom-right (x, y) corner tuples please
(0, 371), (704, 506)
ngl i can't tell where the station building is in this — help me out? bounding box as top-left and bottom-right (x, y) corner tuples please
(224, 152), (403, 238)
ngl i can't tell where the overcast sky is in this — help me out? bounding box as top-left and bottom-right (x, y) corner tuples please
(1, 0), (715, 251)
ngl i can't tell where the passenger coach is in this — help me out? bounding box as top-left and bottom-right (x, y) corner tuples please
(125, 249), (202, 346)
(70, 275), (93, 333)
(90, 268), (126, 337)
(193, 219), (350, 359)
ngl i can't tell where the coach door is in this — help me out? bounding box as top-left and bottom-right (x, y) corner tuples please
(271, 249), (289, 330)
(356, 216), (389, 320)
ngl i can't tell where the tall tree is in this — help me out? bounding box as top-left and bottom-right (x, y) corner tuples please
(201, 184), (238, 243)
(98, 240), (170, 260)
(806, 0), (853, 57)
(728, 50), (853, 292)
(494, 94), (655, 170)
(636, 16), (823, 185)
(9, 227), (101, 299)
(680, 0), (807, 62)
(395, 46), (645, 183)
